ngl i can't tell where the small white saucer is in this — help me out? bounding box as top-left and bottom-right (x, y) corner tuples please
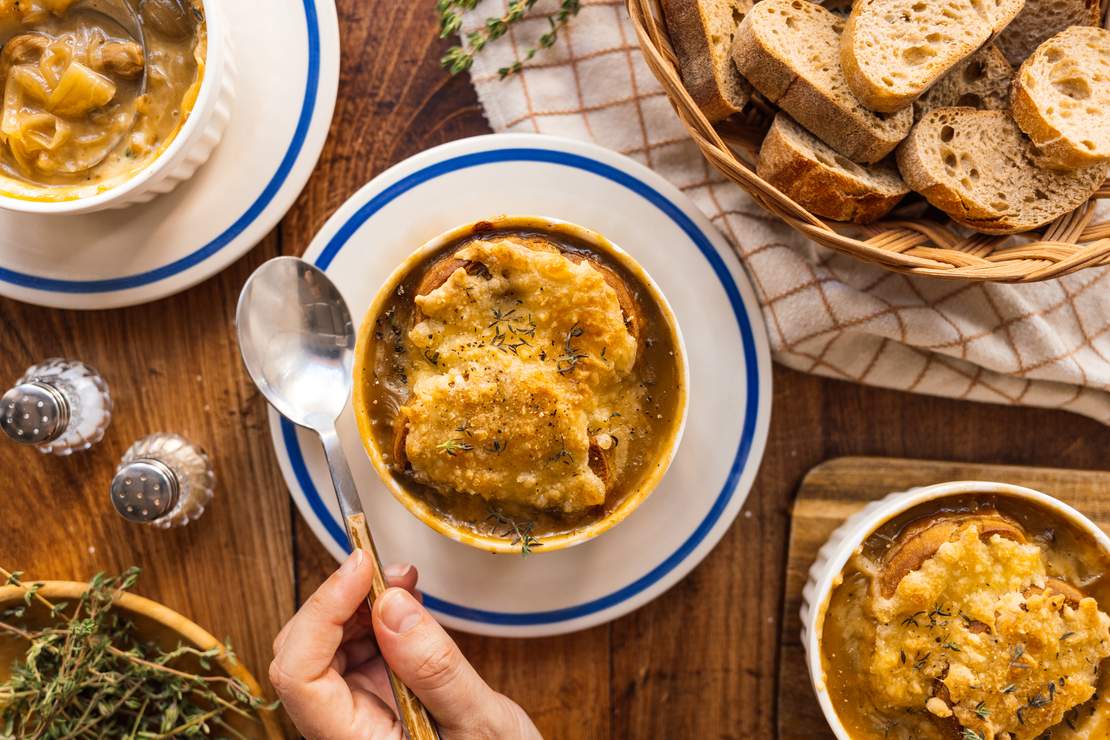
(0, 0), (340, 309)
(269, 134), (773, 637)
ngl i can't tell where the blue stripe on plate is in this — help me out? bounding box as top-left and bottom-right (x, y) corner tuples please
(283, 147), (761, 626)
(0, 0), (323, 294)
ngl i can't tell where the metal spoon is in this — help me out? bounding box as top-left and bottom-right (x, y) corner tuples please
(236, 257), (438, 740)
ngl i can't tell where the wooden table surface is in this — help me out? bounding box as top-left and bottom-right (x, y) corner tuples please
(2, 4), (1109, 738)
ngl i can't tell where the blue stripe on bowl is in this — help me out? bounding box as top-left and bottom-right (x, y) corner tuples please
(282, 147), (761, 626)
(0, 0), (323, 294)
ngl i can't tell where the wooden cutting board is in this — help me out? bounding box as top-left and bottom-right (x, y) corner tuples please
(777, 456), (1110, 739)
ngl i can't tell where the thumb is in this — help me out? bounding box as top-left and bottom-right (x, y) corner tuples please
(372, 588), (521, 736)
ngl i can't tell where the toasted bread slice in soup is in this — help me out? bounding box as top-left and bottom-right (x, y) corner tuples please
(393, 238), (643, 490)
(878, 512), (1026, 598)
(841, 0), (1025, 112)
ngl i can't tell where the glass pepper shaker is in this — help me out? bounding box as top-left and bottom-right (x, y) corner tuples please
(0, 358), (112, 455)
(110, 433), (215, 529)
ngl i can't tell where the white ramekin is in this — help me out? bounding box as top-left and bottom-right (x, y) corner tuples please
(801, 480), (1110, 739)
(0, 0), (235, 215)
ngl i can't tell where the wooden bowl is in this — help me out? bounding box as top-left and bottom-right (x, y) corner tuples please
(353, 215), (690, 555)
(627, 0), (1110, 282)
(0, 581), (282, 738)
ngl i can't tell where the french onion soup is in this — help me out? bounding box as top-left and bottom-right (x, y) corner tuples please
(821, 494), (1110, 739)
(0, 0), (206, 200)
(354, 219), (686, 553)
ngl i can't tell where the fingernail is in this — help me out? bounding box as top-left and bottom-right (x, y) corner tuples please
(384, 563), (413, 580)
(379, 588), (422, 634)
(340, 549), (365, 575)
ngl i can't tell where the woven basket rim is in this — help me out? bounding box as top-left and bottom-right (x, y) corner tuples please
(627, 0), (1110, 282)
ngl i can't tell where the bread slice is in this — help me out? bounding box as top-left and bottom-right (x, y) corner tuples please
(731, 0), (913, 163)
(896, 108), (1108, 234)
(841, 0), (1025, 112)
(1011, 26), (1110, 169)
(914, 45), (1013, 118)
(661, 0), (753, 122)
(997, 0), (1102, 66)
(757, 114), (910, 223)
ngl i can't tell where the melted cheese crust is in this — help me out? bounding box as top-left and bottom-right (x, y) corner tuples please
(864, 526), (1110, 739)
(399, 237), (643, 512)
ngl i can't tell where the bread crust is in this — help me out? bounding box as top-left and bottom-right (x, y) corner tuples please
(731, 0), (912, 163)
(661, 0), (749, 122)
(757, 115), (908, 223)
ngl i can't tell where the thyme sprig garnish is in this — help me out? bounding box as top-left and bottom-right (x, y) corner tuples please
(438, 0), (583, 78)
(486, 507), (543, 556)
(960, 729), (983, 740)
(556, 323), (588, 375)
(0, 567), (275, 738)
(437, 438), (474, 456)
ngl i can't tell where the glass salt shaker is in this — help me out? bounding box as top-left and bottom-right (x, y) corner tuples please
(0, 358), (112, 455)
(110, 433), (215, 529)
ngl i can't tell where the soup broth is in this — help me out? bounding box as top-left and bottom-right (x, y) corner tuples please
(822, 494), (1110, 739)
(0, 0), (205, 199)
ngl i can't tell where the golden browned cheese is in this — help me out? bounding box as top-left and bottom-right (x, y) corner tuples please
(398, 237), (643, 512)
(0, 0), (205, 199)
(824, 515), (1110, 740)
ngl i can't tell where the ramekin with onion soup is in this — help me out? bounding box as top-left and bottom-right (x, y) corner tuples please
(353, 216), (688, 554)
(804, 482), (1110, 740)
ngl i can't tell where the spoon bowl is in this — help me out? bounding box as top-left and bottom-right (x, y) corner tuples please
(236, 257), (354, 430)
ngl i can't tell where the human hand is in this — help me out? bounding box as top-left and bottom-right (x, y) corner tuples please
(269, 549), (541, 739)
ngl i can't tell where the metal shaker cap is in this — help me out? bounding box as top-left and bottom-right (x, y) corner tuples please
(111, 459), (180, 523)
(0, 382), (70, 446)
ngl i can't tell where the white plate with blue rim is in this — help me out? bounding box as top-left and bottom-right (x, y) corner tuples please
(0, 0), (339, 310)
(269, 133), (773, 637)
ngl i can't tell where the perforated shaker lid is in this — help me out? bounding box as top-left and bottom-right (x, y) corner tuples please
(0, 381), (69, 446)
(110, 459), (180, 523)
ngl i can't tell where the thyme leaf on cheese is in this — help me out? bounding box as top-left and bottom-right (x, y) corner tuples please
(556, 323), (588, 375)
(437, 439), (473, 457)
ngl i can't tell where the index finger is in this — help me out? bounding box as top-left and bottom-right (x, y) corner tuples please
(272, 549), (374, 683)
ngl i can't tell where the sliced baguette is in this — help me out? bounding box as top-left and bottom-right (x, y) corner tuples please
(731, 0), (913, 163)
(997, 0), (1102, 66)
(757, 114), (910, 223)
(841, 0), (1025, 112)
(1011, 26), (1110, 169)
(914, 45), (1013, 118)
(661, 0), (753, 122)
(896, 108), (1108, 234)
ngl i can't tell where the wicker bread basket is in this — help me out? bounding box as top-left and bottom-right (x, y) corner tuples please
(627, 0), (1110, 282)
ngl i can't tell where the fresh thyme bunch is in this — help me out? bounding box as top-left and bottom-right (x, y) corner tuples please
(0, 567), (276, 739)
(438, 0), (583, 78)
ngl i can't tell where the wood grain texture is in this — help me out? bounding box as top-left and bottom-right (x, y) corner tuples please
(778, 457), (1110, 739)
(2, 1), (1110, 739)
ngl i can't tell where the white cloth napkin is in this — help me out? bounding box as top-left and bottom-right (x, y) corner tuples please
(459, 0), (1110, 424)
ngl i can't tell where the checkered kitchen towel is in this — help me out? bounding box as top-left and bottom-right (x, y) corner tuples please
(458, 0), (1110, 424)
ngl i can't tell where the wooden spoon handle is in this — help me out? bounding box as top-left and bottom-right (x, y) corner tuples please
(347, 513), (439, 740)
